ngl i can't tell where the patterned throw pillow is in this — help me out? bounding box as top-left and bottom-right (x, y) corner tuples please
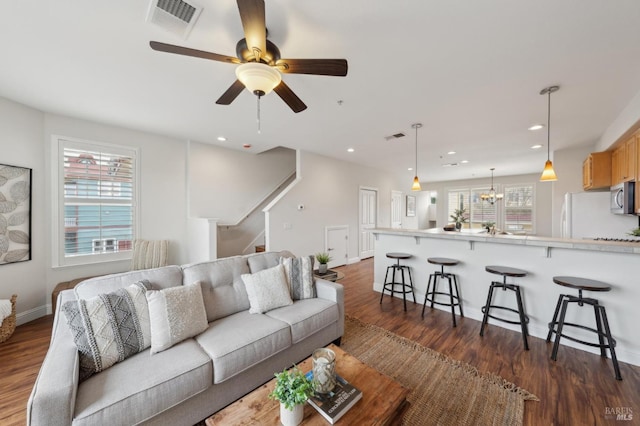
(62, 280), (152, 382)
(241, 264), (293, 314)
(145, 281), (208, 354)
(280, 255), (316, 300)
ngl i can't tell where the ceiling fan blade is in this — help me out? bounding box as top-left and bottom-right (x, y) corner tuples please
(273, 81), (307, 113)
(150, 41), (239, 64)
(237, 0), (266, 62)
(276, 59), (348, 76)
(216, 80), (246, 105)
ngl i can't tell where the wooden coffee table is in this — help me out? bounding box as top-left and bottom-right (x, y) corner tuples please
(205, 344), (409, 425)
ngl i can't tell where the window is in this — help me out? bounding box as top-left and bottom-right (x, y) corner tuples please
(503, 184), (535, 234)
(53, 137), (138, 266)
(446, 182), (535, 233)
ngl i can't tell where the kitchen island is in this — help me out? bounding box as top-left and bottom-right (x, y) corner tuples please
(371, 228), (640, 366)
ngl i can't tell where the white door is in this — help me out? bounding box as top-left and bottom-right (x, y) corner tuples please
(359, 188), (377, 259)
(391, 190), (402, 228)
(326, 226), (348, 267)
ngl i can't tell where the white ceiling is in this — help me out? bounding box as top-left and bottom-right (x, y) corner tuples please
(2, 1), (640, 183)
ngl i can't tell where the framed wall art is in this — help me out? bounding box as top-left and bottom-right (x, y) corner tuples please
(0, 163), (32, 265)
(406, 195), (416, 217)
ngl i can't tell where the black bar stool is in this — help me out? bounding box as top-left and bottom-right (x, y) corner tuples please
(379, 252), (415, 311)
(480, 265), (530, 350)
(546, 276), (622, 380)
(422, 257), (463, 327)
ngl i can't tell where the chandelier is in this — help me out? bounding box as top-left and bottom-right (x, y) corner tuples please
(480, 168), (503, 205)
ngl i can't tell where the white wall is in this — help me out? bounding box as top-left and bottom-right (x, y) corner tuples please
(421, 173), (553, 236)
(266, 151), (405, 261)
(0, 97), (47, 322)
(188, 143), (296, 222)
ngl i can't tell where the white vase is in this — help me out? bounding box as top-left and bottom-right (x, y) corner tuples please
(280, 403), (304, 426)
(319, 263), (328, 274)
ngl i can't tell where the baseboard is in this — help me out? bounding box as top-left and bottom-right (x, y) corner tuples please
(347, 257), (361, 265)
(16, 304), (50, 326)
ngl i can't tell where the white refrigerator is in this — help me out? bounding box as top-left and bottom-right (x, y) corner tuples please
(561, 191), (637, 239)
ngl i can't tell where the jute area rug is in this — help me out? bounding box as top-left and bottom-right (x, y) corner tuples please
(341, 316), (539, 426)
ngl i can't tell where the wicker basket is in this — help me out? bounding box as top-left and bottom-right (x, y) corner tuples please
(0, 295), (17, 344)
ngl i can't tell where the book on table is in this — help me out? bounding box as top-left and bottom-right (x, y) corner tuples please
(314, 269), (338, 281)
(305, 371), (363, 424)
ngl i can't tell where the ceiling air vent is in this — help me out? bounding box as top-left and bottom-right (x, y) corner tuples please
(384, 132), (406, 141)
(146, 0), (203, 39)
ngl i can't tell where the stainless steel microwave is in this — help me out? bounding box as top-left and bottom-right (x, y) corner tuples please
(611, 182), (635, 215)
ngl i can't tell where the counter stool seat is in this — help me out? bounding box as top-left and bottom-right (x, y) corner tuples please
(380, 252), (416, 311)
(422, 257), (463, 327)
(480, 265), (530, 350)
(546, 276), (621, 380)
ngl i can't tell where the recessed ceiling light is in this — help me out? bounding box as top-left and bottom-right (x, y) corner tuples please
(347, 148), (354, 153)
(460, 160), (469, 164)
(528, 124), (544, 131)
(531, 144), (543, 149)
(408, 167), (413, 171)
(217, 136), (227, 141)
(243, 144), (251, 149)
(447, 151), (456, 155)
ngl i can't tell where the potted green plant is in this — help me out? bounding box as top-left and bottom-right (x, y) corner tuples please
(450, 208), (468, 231)
(268, 366), (314, 426)
(482, 221), (495, 233)
(628, 227), (640, 237)
(315, 252), (332, 274)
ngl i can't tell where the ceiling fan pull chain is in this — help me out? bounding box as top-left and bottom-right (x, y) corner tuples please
(257, 94), (261, 134)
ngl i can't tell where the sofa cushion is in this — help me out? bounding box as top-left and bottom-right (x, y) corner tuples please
(195, 311), (291, 384)
(73, 338), (212, 426)
(266, 298), (339, 344)
(62, 280), (152, 381)
(280, 255), (316, 300)
(74, 265), (183, 299)
(182, 256), (251, 322)
(242, 264), (293, 314)
(246, 250), (295, 273)
(146, 282), (208, 354)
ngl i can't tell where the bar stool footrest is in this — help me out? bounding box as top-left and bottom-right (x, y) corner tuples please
(424, 292), (462, 308)
(548, 321), (617, 349)
(481, 305), (530, 326)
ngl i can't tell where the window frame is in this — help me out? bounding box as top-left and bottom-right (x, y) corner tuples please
(51, 135), (140, 267)
(502, 183), (536, 235)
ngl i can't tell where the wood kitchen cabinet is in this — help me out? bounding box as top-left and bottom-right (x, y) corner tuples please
(611, 136), (636, 185)
(583, 151), (611, 190)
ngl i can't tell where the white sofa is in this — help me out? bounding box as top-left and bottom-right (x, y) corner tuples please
(27, 251), (344, 426)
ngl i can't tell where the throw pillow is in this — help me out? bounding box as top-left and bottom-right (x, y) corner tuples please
(241, 264), (293, 314)
(279, 255), (316, 300)
(146, 282), (208, 354)
(62, 280), (152, 382)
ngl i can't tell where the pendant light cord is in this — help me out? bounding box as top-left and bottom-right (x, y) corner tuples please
(415, 125), (418, 174)
(257, 95), (261, 134)
(547, 90), (551, 161)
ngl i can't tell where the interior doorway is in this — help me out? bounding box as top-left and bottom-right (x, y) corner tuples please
(359, 187), (377, 259)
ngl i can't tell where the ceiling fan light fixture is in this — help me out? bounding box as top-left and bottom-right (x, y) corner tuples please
(235, 62), (281, 96)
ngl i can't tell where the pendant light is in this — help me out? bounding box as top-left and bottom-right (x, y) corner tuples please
(539, 85), (559, 182)
(411, 123), (422, 191)
(480, 168), (503, 205)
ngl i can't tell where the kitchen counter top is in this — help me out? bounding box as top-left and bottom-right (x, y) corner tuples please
(371, 228), (640, 255)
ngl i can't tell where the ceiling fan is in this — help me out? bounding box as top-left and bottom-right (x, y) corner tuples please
(149, 0), (348, 113)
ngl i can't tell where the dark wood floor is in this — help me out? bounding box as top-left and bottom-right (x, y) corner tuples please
(2, 258), (639, 425)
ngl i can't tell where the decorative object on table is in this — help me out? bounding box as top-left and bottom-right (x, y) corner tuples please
(482, 221), (496, 233)
(305, 371), (363, 424)
(480, 168), (504, 205)
(268, 366), (314, 426)
(449, 208), (468, 231)
(0, 164), (32, 265)
(406, 195), (416, 217)
(0, 294), (17, 343)
(314, 268), (339, 282)
(311, 347), (337, 393)
(411, 123), (423, 191)
(539, 85), (560, 182)
(315, 252), (332, 274)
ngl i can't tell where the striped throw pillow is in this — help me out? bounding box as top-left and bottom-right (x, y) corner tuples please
(280, 256), (316, 300)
